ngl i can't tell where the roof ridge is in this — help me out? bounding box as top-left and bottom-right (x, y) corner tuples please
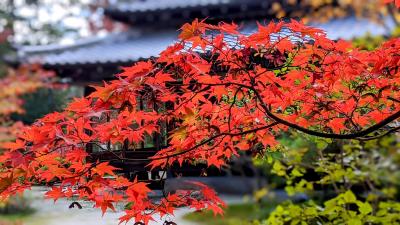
(17, 32), (127, 55)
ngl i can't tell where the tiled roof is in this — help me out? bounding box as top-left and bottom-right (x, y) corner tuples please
(18, 30), (178, 66)
(104, 0), (273, 26)
(108, 0), (233, 12)
(16, 16), (396, 67)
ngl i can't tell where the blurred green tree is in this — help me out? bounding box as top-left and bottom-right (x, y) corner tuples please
(251, 133), (400, 225)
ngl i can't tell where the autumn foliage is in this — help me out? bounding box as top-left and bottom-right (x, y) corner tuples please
(269, 0), (399, 24)
(0, 65), (54, 143)
(2, 11), (400, 224)
(386, 0), (400, 8)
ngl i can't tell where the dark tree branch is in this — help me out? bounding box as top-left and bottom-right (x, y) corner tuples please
(251, 85), (400, 139)
(357, 126), (400, 141)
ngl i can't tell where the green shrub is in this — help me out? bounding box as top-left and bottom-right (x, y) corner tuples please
(11, 86), (83, 124)
(256, 134), (400, 225)
(0, 195), (34, 216)
(185, 202), (277, 225)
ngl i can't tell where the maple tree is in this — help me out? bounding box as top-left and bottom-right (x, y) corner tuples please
(1, 4), (400, 224)
(386, 0), (400, 8)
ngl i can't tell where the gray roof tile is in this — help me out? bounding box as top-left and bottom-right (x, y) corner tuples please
(110, 0), (231, 12)
(18, 16), (396, 67)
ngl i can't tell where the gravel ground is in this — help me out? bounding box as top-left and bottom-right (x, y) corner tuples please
(6, 187), (244, 225)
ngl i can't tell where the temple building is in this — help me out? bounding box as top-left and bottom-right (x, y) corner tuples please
(4, 0), (399, 191)
(9, 0), (396, 86)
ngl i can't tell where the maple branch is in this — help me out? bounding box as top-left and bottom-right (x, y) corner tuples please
(93, 122), (279, 162)
(227, 87), (242, 132)
(23, 142), (74, 157)
(170, 81), (253, 90)
(251, 85), (400, 139)
(388, 96), (400, 104)
(150, 122), (279, 161)
(357, 126), (400, 141)
(94, 122), (278, 163)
